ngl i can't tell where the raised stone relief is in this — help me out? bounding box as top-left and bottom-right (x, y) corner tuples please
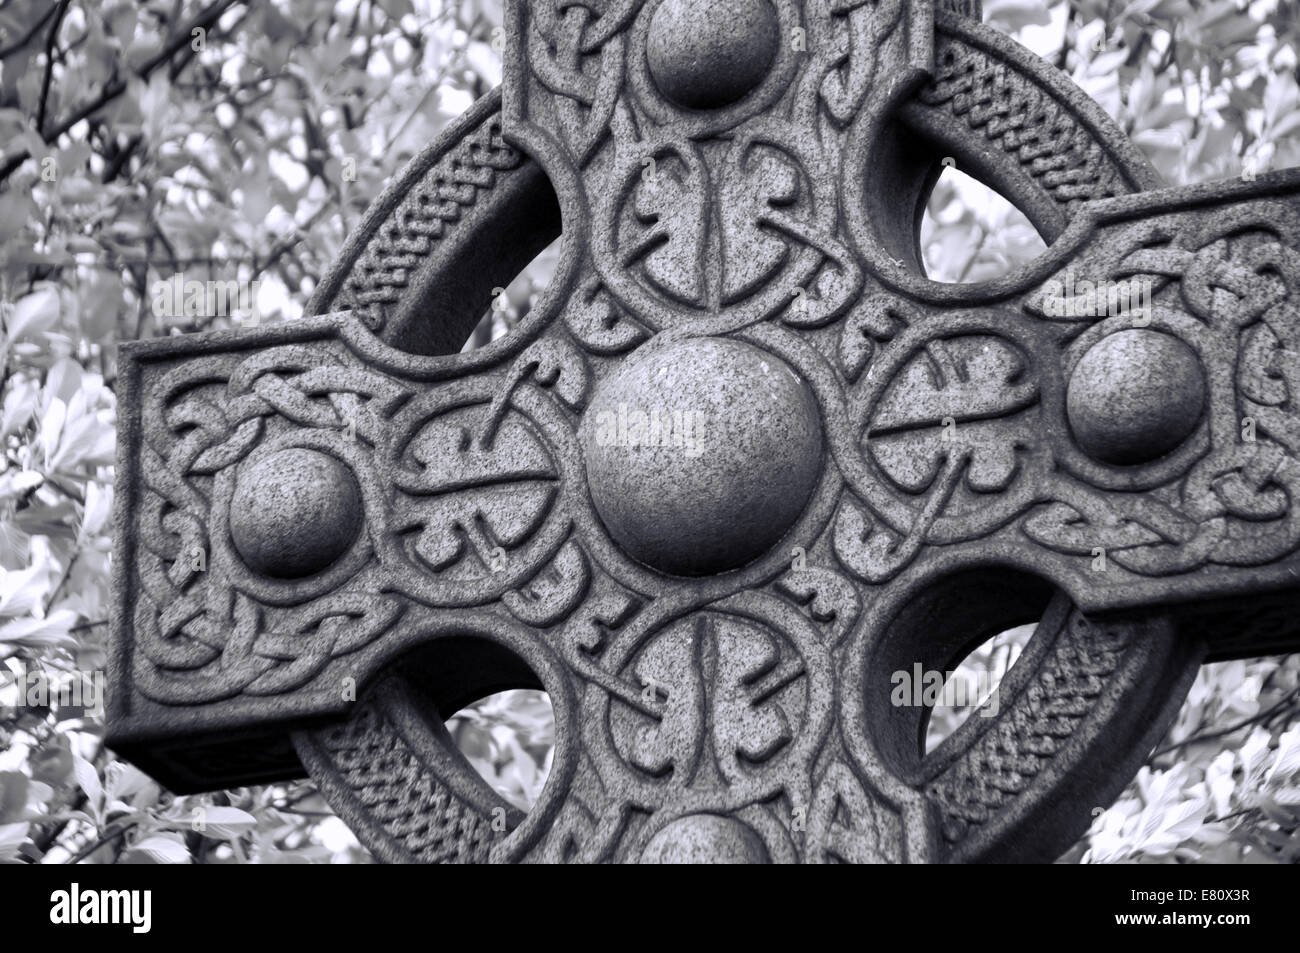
(108, 0), (1300, 862)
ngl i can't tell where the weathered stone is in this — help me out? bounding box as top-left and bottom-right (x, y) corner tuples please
(108, 0), (1300, 863)
(230, 448), (364, 578)
(1066, 329), (1206, 466)
(641, 814), (771, 863)
(646, 0), (781, 110)
(580, 336), (823, 576)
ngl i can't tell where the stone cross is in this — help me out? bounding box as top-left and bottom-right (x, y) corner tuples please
(109, 0), (1300, 863)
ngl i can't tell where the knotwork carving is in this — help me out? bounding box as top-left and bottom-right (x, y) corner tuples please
(1020, 214), (1300, 579)
(108, 0), (1300, 864)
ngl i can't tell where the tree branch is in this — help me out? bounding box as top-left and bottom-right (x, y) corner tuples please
(0, 0), (247, 187)
(35, 0), (72, 137)
(0, 2), (57, 60)
(101, 132), (143, 184)
(1153, 687), (1300, 758)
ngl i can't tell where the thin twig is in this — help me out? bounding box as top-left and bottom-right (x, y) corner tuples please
(101, 133), (143, 184)
(1055, 7), (1072, 72)
(0, 2), (57, 60)
(1153, 688), (1300, 758)
(35, 0), (72, 137)
(0, 0), (247, 187)
(955, 224), (990, 283)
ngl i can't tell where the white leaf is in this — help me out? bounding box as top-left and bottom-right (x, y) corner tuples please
(79, 482), (113, 542)
(0, 563), (50, 617)
(7, 288), (59, 342)
(125, 833), (191, 864)
(72, 752), (103, 810)
(1267, 725), (1300, 787)
(104, 763), (154, 803)
(39, 398), (66, 470)
(0, 610), (77, 649)
(0, 379), (38, 439)
(199, 806), (257, 839)
(41, 358), (83, 411)
(1207, 750), (1236, 819)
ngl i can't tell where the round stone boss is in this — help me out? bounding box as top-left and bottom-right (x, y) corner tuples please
(646, 0), (782, 110)
(1066, 328), (1207, 466)
(230, 447), (364, 579)
(640, 813), (771, 863)
(579, 336), (824, 576)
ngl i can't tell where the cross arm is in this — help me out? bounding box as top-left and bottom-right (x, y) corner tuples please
(107, 309), (592, 792)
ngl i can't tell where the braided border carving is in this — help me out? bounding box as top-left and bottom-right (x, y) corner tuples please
(304, 698), (497, 863)
(924, 613), (1131, 844)
(334, 113), (522, 333)
(918, 31), (1132, 213)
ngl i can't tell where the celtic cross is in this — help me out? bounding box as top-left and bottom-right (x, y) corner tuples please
(109, 0), (1300, 863)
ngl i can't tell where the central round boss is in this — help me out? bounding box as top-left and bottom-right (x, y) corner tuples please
(579, 337), (823, 576)
(646, 0), (781, 110)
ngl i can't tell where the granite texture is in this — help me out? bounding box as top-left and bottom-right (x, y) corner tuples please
(108, 0), (1300, 863)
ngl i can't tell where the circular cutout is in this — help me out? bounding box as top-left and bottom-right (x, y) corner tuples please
(923, 622), (1034, 754)
(446, 689), (555, 812)
(1066, 329), (1206, 466)
(230, 448), (363, 578)
(580, 337), (823, 576)
(461, 238), (563, 353)
(919, 167), (1047, 283)
(646, 0), (780, 110)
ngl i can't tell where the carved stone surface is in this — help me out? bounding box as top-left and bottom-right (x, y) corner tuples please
(109, 0), (1300, 862)
(229, 447), (366, 578)
(581, 336), (824, 575)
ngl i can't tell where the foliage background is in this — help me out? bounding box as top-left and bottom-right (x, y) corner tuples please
(0, 0), (1297, 863)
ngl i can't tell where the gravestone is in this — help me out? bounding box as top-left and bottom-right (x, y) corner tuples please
(108, 0), (1300, 862)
